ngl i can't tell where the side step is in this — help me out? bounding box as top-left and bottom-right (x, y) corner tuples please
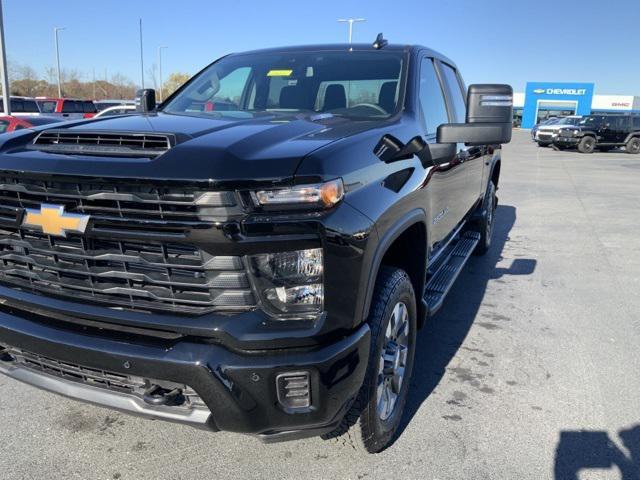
(423, 230), (480, 316)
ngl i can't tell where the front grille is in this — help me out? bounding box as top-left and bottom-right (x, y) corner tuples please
(31, 130), (173, 157)
(0, 227), (256, 314)
(0, 174), (241, 235)
(2, 346), (207, 409)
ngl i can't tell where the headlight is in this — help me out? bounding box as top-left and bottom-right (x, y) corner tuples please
(248, 248), (324, 319)
(251, 179), (344, 208)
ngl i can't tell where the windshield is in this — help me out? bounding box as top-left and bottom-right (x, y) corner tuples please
(579, 116), (602, 127)
(163, 50), (405, 120)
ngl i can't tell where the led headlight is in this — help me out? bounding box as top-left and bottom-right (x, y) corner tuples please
(252, 179), (344, 208)
(248, 248), (324, 319)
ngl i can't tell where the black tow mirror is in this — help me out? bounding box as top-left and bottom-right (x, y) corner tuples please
(135, 89), (156, 114)
(374, 134), (426, 163)
(437, 84), (513, 146)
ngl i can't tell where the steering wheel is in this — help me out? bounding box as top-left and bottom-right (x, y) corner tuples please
(349, 103), (388, 115)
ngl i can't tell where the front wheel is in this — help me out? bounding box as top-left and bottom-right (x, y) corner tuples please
(625, 137), (640, 154)
(324, 267), (417, 453)
(578, 136), (596, 153)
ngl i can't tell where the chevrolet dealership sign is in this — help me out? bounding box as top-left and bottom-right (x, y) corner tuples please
(521, 82), (595, 129)
(532, 88), (588, 96)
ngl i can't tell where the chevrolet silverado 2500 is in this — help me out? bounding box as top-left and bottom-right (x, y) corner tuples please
(0, 40), (512, 453)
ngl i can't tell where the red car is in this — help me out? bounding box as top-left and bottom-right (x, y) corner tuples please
(0, 115), (63, 133)
(35, 98), (97, 119)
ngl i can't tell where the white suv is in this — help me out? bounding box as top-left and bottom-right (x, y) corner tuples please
(535, 116), (582, 147)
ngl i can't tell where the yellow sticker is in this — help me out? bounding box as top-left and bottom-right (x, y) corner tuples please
(267, 69), (293, 77)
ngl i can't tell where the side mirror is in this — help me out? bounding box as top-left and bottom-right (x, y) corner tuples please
(437, 84), (513, 146)
(135, 89), (156, 114)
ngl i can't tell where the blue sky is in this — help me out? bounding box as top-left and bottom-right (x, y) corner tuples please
(3, 0), (639, 94)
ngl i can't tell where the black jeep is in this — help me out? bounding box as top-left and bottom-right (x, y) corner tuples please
(554, 114), (640, 153)
(0, 40), (511, 453)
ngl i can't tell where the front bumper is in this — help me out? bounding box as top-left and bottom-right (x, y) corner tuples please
(554, 136), (580, 147)
(0, 307), (370, 440)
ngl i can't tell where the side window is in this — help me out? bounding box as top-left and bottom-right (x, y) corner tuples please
(83, 101), (96, 113)
(633, 116), (640, 130)
(0, 120), (8, 133)
(23, 100), (39, 113)
(61, 101), (75, 113)
(440, 63), (466, 123)
(418, 58), (450, 136)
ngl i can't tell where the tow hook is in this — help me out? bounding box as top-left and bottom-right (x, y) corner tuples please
(142, 384), (185, 407)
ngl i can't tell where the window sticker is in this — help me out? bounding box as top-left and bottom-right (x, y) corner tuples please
(267, 69), (293, 77)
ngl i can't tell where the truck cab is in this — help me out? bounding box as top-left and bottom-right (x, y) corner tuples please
(0, 41), (511, 453)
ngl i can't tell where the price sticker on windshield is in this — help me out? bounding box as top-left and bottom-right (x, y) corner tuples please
(267, 69), (293, 77)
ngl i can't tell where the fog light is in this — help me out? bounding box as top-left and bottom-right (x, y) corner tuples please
(276, 371), (311, 411)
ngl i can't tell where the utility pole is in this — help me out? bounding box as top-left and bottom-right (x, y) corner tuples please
(337, 18), (366, 44)
(0, 0), (10, 114)
(158, 46), (167, 101)
(54, 27), (65, 97)
(92, 67), (96, 99)
(138, 18), (144, 89)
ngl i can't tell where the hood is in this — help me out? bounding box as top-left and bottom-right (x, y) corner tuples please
(0, 112), (376, 186)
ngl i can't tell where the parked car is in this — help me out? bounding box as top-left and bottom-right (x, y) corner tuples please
(0, 96), (42, 117)
(35, 98), (97, 119)
(93, 99), (135, 112)
(554, 114), (640, 153)
(531, 117), (559, 140)
(0, 115), (64, 133)
(534, 115), (582, 147)
(0, 41), (512, 453)
(93, 104), (136, 118)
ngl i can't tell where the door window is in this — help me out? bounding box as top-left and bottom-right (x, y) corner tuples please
(418, 58), (449, 136)
(440, 63), (466, 123)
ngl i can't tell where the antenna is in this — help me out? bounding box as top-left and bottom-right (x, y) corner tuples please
(373, 33), (388, 50)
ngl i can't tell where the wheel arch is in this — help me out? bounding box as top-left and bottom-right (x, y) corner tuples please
(362, 209), (428, 328)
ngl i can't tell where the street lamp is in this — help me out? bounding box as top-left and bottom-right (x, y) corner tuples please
(158, 46), (168, 101)
(54, 27), (65, 98)
(337, 18), (366, 44)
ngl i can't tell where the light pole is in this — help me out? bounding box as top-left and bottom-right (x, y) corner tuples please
(138, 18), (144, 89)
(158, 46), (167, 101)
(337, 18), (366, 44)
(0, 0), (11, 114)
(54, 27), (65, 98)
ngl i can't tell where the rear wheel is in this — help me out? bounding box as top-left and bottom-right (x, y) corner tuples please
(473, 181), (496, 256)
(625, 137), (640, 154)
(324, 267), (416, 453)
(577, 136), (596, 154)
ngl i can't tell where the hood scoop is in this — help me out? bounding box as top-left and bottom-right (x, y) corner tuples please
(29, 129), (175, 158)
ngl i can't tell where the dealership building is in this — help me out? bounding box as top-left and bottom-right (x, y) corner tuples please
(514, 82), (640, 128)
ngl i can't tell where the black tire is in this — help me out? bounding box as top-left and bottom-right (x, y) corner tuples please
(473, 181), (497, 256)
(577, 136), (596, 154)
(625, 137), (640, 154)
(324, 266), (417, 453)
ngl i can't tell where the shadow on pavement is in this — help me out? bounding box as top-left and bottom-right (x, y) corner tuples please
(554, 425), (640, 479)
(395, 204), (537, 440)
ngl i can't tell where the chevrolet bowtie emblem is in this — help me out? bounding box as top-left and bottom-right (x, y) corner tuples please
(22, 204), (90, 237)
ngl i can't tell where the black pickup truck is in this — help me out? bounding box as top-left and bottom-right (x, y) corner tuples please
(0, 40), (511, 453)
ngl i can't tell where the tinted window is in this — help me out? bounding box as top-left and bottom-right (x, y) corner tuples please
(0, 120), (8, 133)
(22, 99), (40, 113)
(11, 100), (24, 112)
(633, 116), (640, 130)
(83, 101), (97, 113)
(440, 63), (466, 123)
(418, 58), (450, 135)
(62, 100), (82, 113)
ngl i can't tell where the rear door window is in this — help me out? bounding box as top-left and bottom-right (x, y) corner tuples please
(439, 63), (466, 123)
(418, 58), (450, 136)
(633, 116), (640, 130)
(83, 101), (97, 113)
(22, 99), (40, 113)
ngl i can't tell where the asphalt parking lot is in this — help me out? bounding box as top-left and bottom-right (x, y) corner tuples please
(1, 129), (640, 480)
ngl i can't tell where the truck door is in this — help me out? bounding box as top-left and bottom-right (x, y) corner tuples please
(417, 57), (468, 248)
(437, 61), (485, 211)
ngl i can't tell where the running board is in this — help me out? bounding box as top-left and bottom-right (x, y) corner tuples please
(423, 230), (480, 316)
